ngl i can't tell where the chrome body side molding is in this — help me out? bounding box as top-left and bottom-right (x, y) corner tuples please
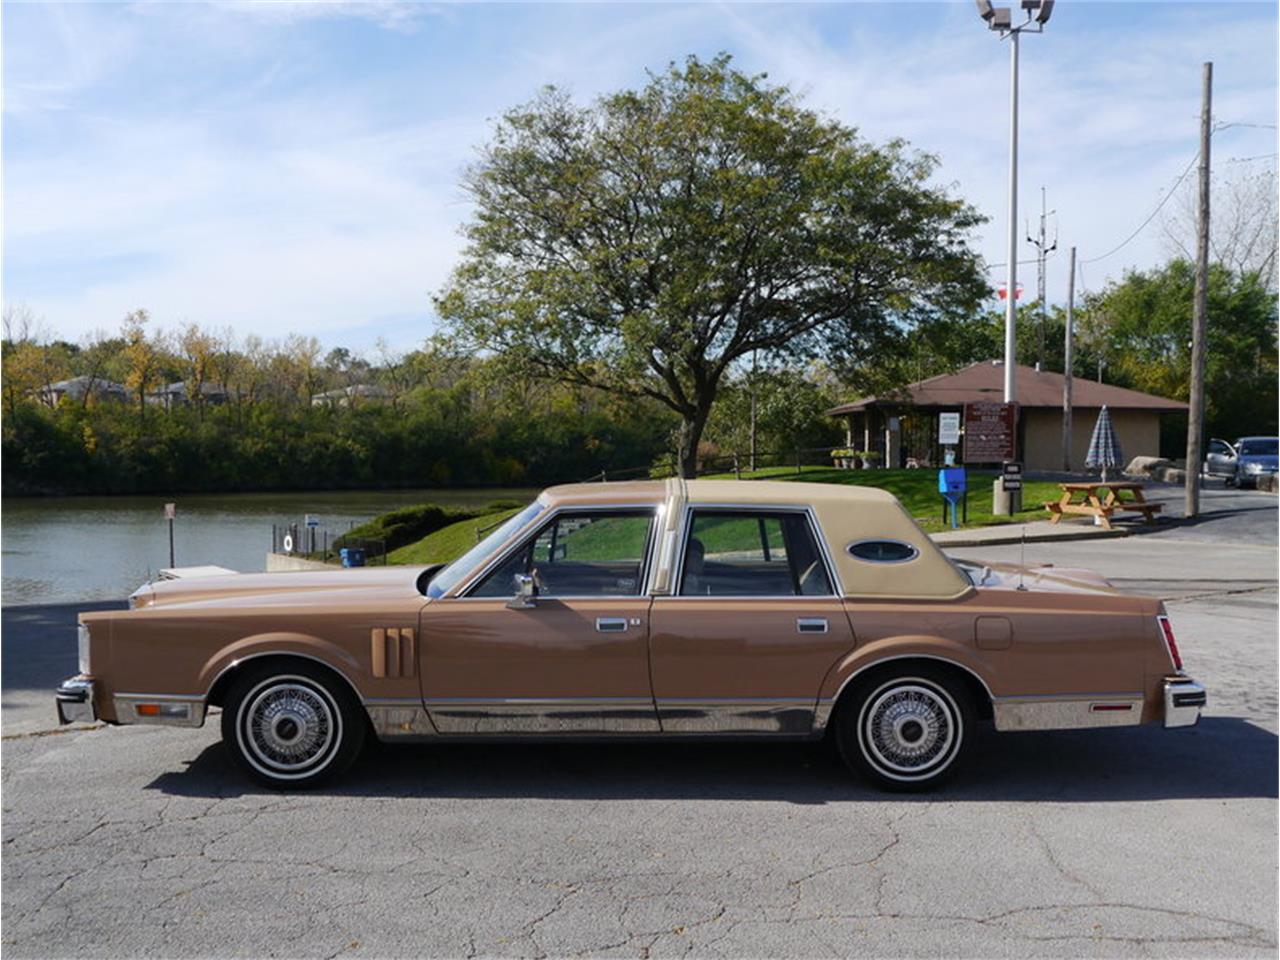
(368, 697), (826, 737)
(365, 699), (438, 738)
(424, 697), (661, 735)
(991, 693), (1144, 731)
(656, 699), (816, 735)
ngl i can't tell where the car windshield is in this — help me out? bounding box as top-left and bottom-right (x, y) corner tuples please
(424, 501), (544, 599)
(1238, 439), (1278, 456)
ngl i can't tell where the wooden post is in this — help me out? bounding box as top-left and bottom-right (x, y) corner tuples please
(1185, 62), (1212, 519)
(1063, 245), (1076, 472)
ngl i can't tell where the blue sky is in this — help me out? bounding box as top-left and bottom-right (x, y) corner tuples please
(3, 1), (1276, 353)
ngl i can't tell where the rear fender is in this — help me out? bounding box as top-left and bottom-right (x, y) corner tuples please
(815, 635), (997, 730)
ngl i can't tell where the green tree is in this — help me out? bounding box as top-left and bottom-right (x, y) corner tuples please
(437, 54), (987, 477)
(1082, 260), (1277, 445)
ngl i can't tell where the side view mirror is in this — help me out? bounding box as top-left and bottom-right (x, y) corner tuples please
(506, 572), (538, 609)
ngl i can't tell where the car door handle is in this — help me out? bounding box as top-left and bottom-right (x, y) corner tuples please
(595, 617), (629, 633)
(796, 618), (828, 634)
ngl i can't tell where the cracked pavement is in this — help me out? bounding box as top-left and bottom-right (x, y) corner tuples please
(2, 503), (1275, 957)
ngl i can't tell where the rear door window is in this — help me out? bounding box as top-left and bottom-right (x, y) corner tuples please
(678, 511), (833, 597)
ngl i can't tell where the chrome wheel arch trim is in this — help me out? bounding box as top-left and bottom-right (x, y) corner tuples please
(205, 650), (365, 709)
(814, 654), (994, 732)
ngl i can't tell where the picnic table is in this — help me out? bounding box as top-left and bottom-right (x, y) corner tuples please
(1043, 481), (1163, 530)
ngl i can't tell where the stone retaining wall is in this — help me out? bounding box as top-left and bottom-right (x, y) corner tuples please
(265, 553), (332, 572)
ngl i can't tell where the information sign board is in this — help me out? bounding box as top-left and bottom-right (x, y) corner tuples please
(938, 412), (961, 446)
(963, 402), (1018, 463)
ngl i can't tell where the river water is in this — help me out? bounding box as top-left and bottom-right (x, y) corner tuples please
(1, 488), (537, 606)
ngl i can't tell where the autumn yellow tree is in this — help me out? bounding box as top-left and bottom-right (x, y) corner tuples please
(120, 309), (162, 423)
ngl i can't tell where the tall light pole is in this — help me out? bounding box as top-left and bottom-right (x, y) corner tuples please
(976, 0), (1055, 405)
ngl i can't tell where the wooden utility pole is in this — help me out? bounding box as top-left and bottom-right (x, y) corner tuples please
(1063, 245), (1076, 471)
(1185, 62), (1212, 518)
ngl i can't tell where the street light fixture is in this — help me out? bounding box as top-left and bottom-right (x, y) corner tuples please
(975, 0), (1054, 408)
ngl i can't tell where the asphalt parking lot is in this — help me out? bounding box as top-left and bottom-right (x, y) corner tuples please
(2, 492), (1276, 958)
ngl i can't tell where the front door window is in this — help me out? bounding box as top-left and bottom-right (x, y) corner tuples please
(471, 511), (654, 598)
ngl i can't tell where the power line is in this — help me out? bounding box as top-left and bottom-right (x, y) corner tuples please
(1080, 150), (1200, 265)
(985, 258), (1039, 270)
(1223, 152), (1279, 164)
(1214, 121), (1278, 132)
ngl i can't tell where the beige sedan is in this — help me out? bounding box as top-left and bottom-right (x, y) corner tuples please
(57, 479), (1205, 791)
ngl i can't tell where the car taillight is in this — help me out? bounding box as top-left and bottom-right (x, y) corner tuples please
(1158, 615), (1183, 671)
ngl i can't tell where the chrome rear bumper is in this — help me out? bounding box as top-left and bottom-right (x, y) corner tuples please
(1164, 677), (1206, 728)
(56, 677), (97, 725)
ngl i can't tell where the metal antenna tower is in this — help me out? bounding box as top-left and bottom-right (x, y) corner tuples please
(1027, 186), (1057, 367)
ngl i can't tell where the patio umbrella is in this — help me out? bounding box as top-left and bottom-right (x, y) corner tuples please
(1085, 405), (1124, 482)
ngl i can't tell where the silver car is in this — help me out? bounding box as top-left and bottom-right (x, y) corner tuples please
(1204, 436), (1279, 488)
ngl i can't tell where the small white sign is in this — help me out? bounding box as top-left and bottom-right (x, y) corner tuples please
(938, 413), (961, 446)
(164, 503), (176, 520)
(305, 514), (320, 528)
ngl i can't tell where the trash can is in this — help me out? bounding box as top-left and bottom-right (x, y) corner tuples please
(340, 547), (366, 568)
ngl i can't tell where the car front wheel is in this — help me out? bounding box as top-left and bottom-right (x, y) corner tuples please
(836, 667), (973, 792)
(221, 662), (365, 789)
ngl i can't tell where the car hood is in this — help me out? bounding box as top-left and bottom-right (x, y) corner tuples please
(130, 566), (432, 610)
(957, 560), (1116, 594)
(1239, 454), (1279, 470)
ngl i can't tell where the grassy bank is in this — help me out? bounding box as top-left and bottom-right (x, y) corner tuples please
(386, 508), (523, 564)
(699, 466), (1059, 533)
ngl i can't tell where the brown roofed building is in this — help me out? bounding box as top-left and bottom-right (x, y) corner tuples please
(827, 360), (1188, 473)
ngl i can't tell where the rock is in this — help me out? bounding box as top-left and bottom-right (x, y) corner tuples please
(1156, 466), (1186, 484)
(1125, 456), (1172, 478)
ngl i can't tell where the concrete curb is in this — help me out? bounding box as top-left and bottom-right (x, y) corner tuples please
(930, 524), (1131, 548)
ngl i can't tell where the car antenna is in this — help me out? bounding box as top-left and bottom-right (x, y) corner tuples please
(1017, 525), (1027, 591)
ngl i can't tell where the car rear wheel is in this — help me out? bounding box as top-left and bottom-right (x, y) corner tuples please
(836, 666), (973, 792)
(221, 662), (365, 789)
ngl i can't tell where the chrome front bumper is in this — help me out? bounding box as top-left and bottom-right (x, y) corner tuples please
(1164, 677), (1206, 728)
(56, 677), (97, 725)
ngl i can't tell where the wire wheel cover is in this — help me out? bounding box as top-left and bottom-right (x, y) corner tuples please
(860, 681), (960, 778)
(239, 678), (341, 777)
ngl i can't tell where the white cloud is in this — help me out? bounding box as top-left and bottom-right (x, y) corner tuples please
(3, 1), (1276, 352)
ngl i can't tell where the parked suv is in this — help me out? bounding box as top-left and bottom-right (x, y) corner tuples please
(1204, 436), (1279, 488)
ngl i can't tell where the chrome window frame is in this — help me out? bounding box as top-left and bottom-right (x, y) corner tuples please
(451, 504), (662, 602)
(431, 498), (549, 599)
(846, 538), (921, 565)
(667, 504), (843, 601)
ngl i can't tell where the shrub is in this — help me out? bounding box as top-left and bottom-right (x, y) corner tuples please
(334, 503), (482, 554)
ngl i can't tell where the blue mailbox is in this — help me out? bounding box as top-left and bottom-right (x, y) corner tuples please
(937, 468), (967, 529)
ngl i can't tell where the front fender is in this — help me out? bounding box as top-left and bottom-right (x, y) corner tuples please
(198, 632), (366, 702)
